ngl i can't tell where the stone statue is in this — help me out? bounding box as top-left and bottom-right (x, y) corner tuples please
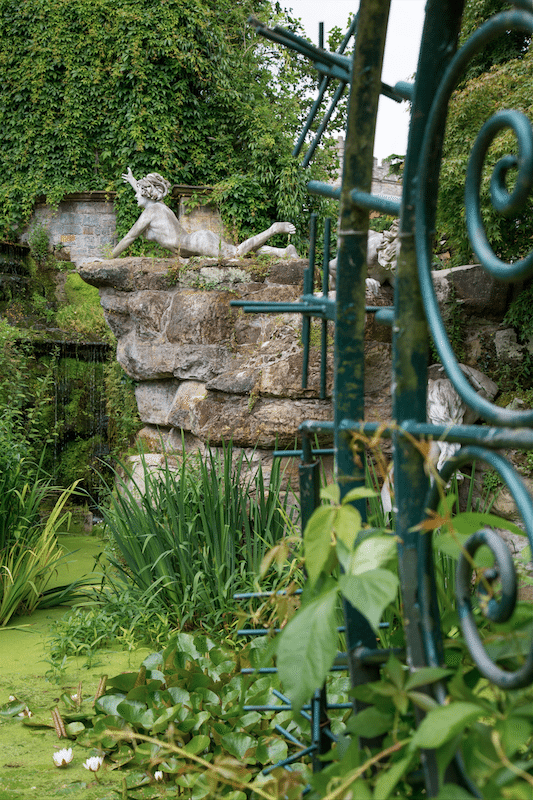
(376, 218), (400, 276)
(327, 222), (399, 294)
(112, 168), (299, 260)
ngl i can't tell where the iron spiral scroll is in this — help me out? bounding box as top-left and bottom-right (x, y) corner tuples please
(415, 4), (533, 689)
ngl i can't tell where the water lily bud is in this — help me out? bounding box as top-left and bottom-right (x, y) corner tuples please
(83, 755), (104, 773)
(53, 748), (73, 768)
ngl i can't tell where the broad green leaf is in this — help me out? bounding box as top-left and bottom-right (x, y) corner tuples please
(264, 736), (287, 764)
(95, 693), (126, 716)
(451, 512), (525, 538)
(339, 569), (399, 632)
(334, 503), (363, 550)
(407, 690), (439, 712)
(433, 532), (493, 565)
(346, 706), (394, 738)
(373, 754), (413, 799)
(303, 506), (336, 586)
(410, 702), (485, 750)
(342, 486), (378, 504)
(167, 686), (190, 704)
(350, 535), (398, 574)
(183, 734), (210, 755)
(320, 484), (340, 504)
(405, 667), (452, 691)
(65, 721), (85, 736)
(383, 653), (405, 690)
(276, 588), (339, 712)
(150, 704), (181, 733)
(116, 698), (149, 725)
(495, 716), (533, 757)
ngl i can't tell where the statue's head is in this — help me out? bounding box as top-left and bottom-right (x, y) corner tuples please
(136, 173), (171, 202)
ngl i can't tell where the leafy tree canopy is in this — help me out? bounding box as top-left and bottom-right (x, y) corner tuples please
(437, 0), (533, 266)
(0, 0), (339, 251)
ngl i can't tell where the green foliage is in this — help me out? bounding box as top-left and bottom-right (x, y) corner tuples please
(19, 634), (310, 797)
(103, 360), (141, 455)
(0, 466), (92, 625)
(101, 443), (299, 631)
(262, 479), (533, 798)
(275, 484), (398, 713)
(55, 273), (113, 342)
(47, 584), (178, 668)
(437, 7), (533, 266)
(0, 0), (339, 252)
(0, 328), (59, 467)
(504, 282), (533, 343)
(27, 223), (51, 269)
(458, 0), (530, 85)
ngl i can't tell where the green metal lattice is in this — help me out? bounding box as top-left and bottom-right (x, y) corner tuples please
(232, 2), (533, 795)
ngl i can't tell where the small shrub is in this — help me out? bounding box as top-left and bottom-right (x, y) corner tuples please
(27, 223), (51, 268)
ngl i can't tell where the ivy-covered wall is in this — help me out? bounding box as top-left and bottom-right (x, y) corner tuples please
(0, 0), (338, 255)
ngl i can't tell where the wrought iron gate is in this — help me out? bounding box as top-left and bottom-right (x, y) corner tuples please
(235, 1), (533, 795)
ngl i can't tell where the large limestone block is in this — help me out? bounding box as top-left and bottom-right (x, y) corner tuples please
(167, 381), (207, 429)
(117, 333), (180, 380)
(127, 290), (173, 339)
(117, 332), (236, 382)
(99, 288), (134, 338)
(189, 392), (332, 448)
(78, 256), (173, 291)
(432, 264), (511, 316)
(172, 344), (236, 381)
(165, 290), (236, 344)
(135, 380), (180, 425)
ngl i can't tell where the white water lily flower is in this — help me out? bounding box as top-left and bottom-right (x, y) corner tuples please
(53, 748), (73, 768)
(83, 755), (104, 773)
(154, 770), (164, 782)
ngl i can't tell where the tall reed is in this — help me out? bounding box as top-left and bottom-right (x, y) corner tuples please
(101, 442), (298, 629)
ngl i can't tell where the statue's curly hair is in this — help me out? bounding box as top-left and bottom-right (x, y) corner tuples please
(137, 172), (171, 201)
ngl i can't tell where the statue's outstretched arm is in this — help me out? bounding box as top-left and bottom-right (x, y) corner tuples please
(122, 167), (138, 192)
(112, 209), (151, 258)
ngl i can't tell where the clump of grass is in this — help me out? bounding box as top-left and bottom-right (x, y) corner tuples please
(100, 441), (299, 632)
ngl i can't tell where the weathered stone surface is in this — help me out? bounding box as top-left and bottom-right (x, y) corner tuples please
(494, 328), (524, 364)
(189, 392), (332, 448)
(128, 291), (173, 338)
(135, 380), (180, 425)
(78, 257), (174, 291)
(117, 333), (180, 380)
(165, 291), (236, 344)
(99, 288), (134, 338)
(206, 368), (261, 395)
(173, 344), (237, 381)
(432, 264), (511, 316)
(80, 256), (525, 492)
(167, 381), (207, 428)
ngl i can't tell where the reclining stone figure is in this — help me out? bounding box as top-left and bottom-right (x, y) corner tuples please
(112, 168), (298, 260)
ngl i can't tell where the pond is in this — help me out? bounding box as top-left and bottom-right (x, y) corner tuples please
(0, 532), (152, 800)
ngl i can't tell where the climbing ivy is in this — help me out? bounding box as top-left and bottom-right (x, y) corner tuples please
(0, 0), (339, 252)
(436, 2), (533, 266)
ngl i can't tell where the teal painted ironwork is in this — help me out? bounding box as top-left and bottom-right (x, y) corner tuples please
(233, 0), (533, 794)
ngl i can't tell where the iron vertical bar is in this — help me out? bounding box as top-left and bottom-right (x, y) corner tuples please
(299, 432), (320, 533)
(301, 214), (316, 389)
(335, 0), (391, 669)
(392, 0), (467, 795)
(320, 217), (331, 399)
